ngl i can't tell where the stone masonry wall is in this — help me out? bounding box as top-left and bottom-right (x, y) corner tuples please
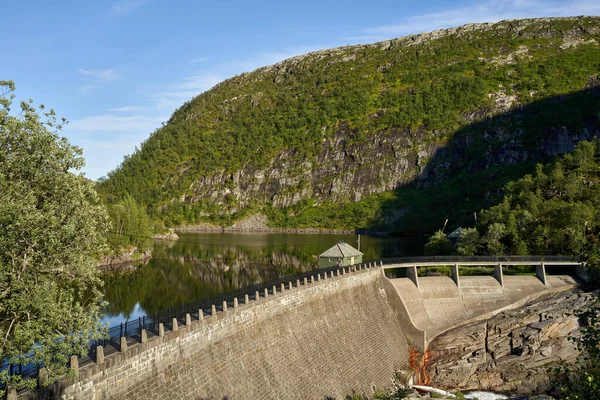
(57, 269), (409, 400)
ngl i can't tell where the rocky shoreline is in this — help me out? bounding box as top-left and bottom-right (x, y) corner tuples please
(176, 225), (355, 234)
(98, 248), (152, 268)
(152, 228), (180, 240)
(175, 213), (355, 234)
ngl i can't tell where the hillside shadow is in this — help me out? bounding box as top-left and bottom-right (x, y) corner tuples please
(369, 85), (600, 239)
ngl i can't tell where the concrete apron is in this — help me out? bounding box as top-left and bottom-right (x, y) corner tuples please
(385, 274), (578, 350)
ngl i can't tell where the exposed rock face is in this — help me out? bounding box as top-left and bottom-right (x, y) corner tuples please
(186, 117), (599, 212)
(187, 125), (432, 209)
(427, 289), (597, 395)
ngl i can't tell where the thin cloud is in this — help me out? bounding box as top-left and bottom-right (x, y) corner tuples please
(77, 67), (119, 82)
(176, 74), (223, 90)
(360, 0), (600, 40)
(110, 0), (149, 15)
(191, 57), (210, 63)
(77, 84), (97, 93)
(150, 73), (225, 110)
(108, 105), (144, 112)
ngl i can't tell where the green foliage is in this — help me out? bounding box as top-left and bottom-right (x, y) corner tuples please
(106, 194), (154, 253)
(555, 298), (600, 399)
(420, 140), (600, 257)
(481, 223), (507, 255)
(0, 82), (110, 391)
(456, 228), (479, 256)
(477, 140), (600, 256)
(453, 390), (467, 400)
(424, 230), (454, 255)
(99, 17), (600, 230)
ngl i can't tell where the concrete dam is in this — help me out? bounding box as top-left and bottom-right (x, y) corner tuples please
(29, 258), (582, 400)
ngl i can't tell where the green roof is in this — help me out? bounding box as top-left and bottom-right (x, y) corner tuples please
(319, 241), (363, 258)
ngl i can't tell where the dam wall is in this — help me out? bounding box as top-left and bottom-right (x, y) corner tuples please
(50, 268), (409, 400)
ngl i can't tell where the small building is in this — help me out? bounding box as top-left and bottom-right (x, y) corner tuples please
(447, 227), (463, 244)
(318, 241), (363, 268)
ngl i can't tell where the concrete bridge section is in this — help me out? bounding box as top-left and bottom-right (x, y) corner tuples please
(381, 256), (584, 351)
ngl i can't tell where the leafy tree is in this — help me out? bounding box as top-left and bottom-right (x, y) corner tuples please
(476, 140), (600, 256)
(423, 230), (454, 256)
(0, 81), (110, 391)
(482, 223), (506, 255)
(456, 228), (480, 256)
(107, 194), (153, 253)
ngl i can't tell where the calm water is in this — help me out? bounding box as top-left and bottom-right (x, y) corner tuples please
(101, 232), (418, 326)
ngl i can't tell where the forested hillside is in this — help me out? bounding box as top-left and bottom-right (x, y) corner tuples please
(425, 140), (600, 258)
(100, 17), (600, 233)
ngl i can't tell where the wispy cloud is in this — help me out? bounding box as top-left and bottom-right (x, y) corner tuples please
(148, 74), (224, 110)
(110, 0), (149, 15)
(77, 67), (119, 82)
(221, 47), (324, 72)
(108, 105), (144, 112)
(77, 84), (97, 93)
(175, 73), (224, 91)
(76, 67), (119, 92)
(358, 0), (600, 41)
(191, 57), (210, 63)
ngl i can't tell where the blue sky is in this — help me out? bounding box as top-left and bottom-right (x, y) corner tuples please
(2, 0), (599, 179)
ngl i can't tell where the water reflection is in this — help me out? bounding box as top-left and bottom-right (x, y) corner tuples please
(101, 232), (417, 322)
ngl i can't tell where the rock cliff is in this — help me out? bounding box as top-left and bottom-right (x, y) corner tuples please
(427, 289), (597, 395)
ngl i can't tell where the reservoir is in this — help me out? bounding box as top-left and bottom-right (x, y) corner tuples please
(101, 232), (416, 326)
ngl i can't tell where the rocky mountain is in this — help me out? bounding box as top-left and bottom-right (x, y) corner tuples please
(100, 17), (600, 232)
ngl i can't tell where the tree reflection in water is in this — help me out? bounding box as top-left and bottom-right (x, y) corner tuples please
(101, 232), (411, 320)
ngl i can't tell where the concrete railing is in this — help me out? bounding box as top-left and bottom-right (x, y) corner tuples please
(382, 255), (579, 264)
(381, 256), (586, 287)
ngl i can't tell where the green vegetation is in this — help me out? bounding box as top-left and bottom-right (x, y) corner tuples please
(477, 140), (600, 256)
(555, 298), (600, 399)
(423, 140), (600, 257)
(0, 82), (109, 392)
(99, 17), (600, 231)
(106, 194), (154, 254)
(424, 231), (453, 255)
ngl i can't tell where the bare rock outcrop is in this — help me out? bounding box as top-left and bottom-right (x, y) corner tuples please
(152, 228), (180, 240)
(427, 289), (597, 395)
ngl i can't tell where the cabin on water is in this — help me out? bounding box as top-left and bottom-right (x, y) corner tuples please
(318, 241), (363, 268)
